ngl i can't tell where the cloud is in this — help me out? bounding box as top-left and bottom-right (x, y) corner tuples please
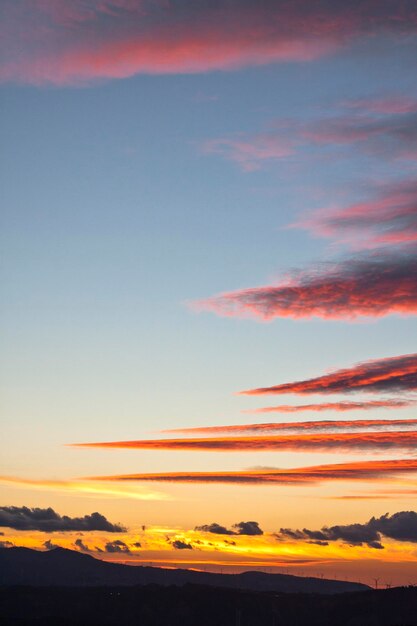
(202, 134), (293, 172)
(171, 539), (193, 550)
(241, 352), (417, 396)
(195, 521), (263, 536)
(243, 400), (415, 413)
(203, 96), (417, 170)
(0, 506), (126, 532)
(73, 431), (417, 453)
(86, 458), (417, 486)
(300, 111), (417, 160)
(0, 540), (14, 549)
(233, 521), (263, 536)
(74, 538), (91, 552)
(2, 1), (417, 84)
(277, 511), (417, 549)
(104, 539), (130, 553)
(193, 251), (417, 321)
(43, 539), (60, 550)
(298, 180), (417, 248)
(164, 418), (417, 436)
(195, 523), (234, 535)
(343, 96), (417, 115)
(0, 475), (168, 501)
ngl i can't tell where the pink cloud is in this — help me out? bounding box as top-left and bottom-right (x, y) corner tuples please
(297, 180), (417, 248)
(2, 1), (417, 84)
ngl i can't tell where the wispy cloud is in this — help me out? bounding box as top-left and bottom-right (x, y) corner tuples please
(2, 1), (417, 84)
(0, 475), (170, 501)
(203, 96), (417, 170)
(296, 180), (417, 248)
(194, 252), (417, 321)
(244, 400), (415, 414)
(240, 353), (417, 396)
(163, 418), (417, 436)
(72, 431), (417, 453)
(84, 458), (417, 485)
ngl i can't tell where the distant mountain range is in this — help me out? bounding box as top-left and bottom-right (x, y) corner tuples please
(0, 547), (369, 594)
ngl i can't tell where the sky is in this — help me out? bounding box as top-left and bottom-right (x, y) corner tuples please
(1, 0), (417, 586)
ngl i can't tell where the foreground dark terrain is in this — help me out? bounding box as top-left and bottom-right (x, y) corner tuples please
(0, 547), (368, 594)
(1, 585), (417, 626)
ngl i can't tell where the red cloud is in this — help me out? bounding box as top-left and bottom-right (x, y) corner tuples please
(245, 400), (415, 413)
(194, 253), (417, 320)
(86, 458), (417, 485)
(163, 418), (417, 436)
(2, 1), (417, 84)
(241, 353), (417, 395)
(73, 430), (417, 453)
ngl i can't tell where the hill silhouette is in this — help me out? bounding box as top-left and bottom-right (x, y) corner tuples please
(0, 547), (368, 594)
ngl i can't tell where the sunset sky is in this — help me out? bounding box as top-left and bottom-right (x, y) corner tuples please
(1, 0), (417, 586)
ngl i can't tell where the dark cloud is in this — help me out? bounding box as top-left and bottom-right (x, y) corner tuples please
(241, 352), (417, 396)
(196, 521), (263, 536)
(277, 511), (417, 549)
(0, 506), (126, 533)
(195, 523), (234, 535)
(232, 521), (263, 536)
(74, 538), (91, 553)
(171, 540), (193, 550)
(132, 541), (142, 548)
(43, 539), (60, 550)
(0, 540), (14, 548)
(104, 540), (130, 553)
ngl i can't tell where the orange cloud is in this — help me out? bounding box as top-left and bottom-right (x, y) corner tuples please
(2, 1), (417, 84)
(240, 353), (417, 395)
(72, 431), (417, 453)
(85, 458), (417, 485)
(163, 418), (417, 436)
(244, 400), (415, 413)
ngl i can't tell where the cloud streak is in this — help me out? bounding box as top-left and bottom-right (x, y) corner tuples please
(85, 459), (417, 485)
(194, 252), (417, 321)
(244, 399), (415, 414)
(241, 353), (417, 396)
(72, 431), (417, 453)
(2, 1), (417, 84)
(163, 418), (417, 436)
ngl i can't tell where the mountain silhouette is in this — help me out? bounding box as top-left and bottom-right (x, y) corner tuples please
(0, 547), (369, 593)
